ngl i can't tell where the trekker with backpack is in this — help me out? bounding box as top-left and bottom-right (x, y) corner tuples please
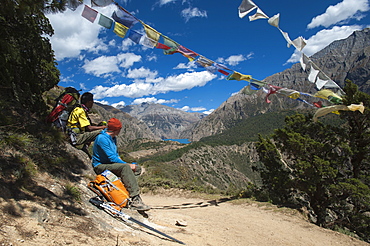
(92, 118), (151, 212)
(66, 92), (107, 149)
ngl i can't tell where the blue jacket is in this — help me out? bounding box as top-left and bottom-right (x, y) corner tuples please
(92, 129), (126, 167)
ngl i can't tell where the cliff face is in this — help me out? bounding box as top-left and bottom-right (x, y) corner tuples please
(120, 103), (204, 139)
(186, 28), (370, 141)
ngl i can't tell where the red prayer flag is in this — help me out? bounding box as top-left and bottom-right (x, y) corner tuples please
(82, 5), (98, 23)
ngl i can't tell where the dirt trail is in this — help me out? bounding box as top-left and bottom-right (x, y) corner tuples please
(1, 186), (369, 246)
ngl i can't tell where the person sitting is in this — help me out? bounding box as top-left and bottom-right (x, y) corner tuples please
(66, 92), (106, 156)
(92, 118), (150, 211)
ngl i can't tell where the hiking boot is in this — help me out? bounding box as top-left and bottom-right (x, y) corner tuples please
(130, 195), (151, 211)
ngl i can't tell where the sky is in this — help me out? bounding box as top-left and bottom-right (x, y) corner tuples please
(46, 0), (370, 115)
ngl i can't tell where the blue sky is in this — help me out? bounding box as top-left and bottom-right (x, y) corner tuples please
(46, 0), (370, 114)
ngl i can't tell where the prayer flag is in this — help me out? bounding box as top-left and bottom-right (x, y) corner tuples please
(113, 22), (128, 38)
(265, 84), (282, 103)
(218, 69), (230, 76)
(277, 88), (300, 100)
(315, 72), (330, 90)
(238, 0), (257, 18)
(176, 45), (199, 61)
(82, 5), (98, 23)
(227, 71), (252, 81)
(163, 36), (179, 55)
(308, 65), (320, 83)
(143, 24), (160, 47)
(141, 35), (156, 48)
(300, 53), (310, 71)
(98, 14), (113, 29)
(196, 56), (214, 67)
(91, 0), (113, 7)
(112, 9), (138, 28)
(249, 8), (269, 21)
(128, 29), (142, 44)
(313, 103), (364, 122)
(268, 13), (280, 28)
(291, 36), (306, 51)
(156, 42), (171, 50)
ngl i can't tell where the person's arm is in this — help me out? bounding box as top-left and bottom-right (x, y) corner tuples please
(99, 136), (125, 164)
(86, 125), (107, 132)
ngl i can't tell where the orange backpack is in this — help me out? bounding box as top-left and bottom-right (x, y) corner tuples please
(88, 170), (130, 210)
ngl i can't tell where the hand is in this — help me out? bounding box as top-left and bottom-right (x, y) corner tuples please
(129, 163), (137, 171)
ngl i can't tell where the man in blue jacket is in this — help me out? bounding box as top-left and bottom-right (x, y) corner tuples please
(92, 118), (150, 211)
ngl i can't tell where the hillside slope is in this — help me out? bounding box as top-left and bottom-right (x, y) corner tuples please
(1, 163), (368, 246)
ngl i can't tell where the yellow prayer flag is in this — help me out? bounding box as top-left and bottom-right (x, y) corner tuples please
(113, 22), (128, 38)
(143, 24), (160, 46)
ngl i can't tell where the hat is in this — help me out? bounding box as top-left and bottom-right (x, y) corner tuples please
(107, 118), (122, 131)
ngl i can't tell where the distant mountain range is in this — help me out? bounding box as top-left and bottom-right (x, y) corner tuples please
(119, 102), (205, 139)
(98, 28), (370, 143)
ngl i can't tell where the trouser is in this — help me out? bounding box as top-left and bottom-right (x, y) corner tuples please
(76, 130), (102, 146)
(94, 163), (142, 197)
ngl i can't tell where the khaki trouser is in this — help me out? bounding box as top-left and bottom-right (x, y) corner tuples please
(76, 130), (102, 146)
(94, 163), (142, 197)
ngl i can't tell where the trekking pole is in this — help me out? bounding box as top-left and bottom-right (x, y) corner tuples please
(89, 198), (185, 245)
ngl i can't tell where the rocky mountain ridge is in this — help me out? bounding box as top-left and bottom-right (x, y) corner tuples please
(119, 102), (204, 139)
(185, 28), (370, 141)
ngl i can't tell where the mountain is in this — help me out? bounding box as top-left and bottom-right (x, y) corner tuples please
(184, 28), (370, 141)
(93, 103), (160, 146)
(119, 102), (205, 139)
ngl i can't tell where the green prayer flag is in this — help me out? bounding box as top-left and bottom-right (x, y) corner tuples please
(98, 14), (113, 29)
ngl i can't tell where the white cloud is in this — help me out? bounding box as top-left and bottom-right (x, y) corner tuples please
(179, 106), (206, 112)
(217, 53), (253, 66)
(112, 101), (126, 109)
(287, 25), (363, 63)
(46, 4), (118, 60)
(132, 97), (179, 104)
(203, 109), (214, 115)
(158, 0), (177, 6)
(181, 7), (207, 22)
(117, 53), (142, 68)
(126, 67), (158, 79)
(95, 100), (109, 105)
(121, 39), (136, 51)
(91, 71), (217, 99)
(307, 0), (369, 29)
(83, 56), (121, 77)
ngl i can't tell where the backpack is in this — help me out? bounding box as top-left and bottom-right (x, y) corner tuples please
(88, 170), (130, 211)
(46, 87), (81, 132)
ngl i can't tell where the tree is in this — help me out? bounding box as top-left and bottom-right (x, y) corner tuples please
(256, 81), (370, 240)
(0, 0), (81, 116)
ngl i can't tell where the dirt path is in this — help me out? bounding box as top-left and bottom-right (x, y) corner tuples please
(125, 194), (368, 246)
(1, 190), (368, 246)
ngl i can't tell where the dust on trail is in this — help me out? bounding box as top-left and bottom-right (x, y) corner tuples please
(1, 190), (369, 246)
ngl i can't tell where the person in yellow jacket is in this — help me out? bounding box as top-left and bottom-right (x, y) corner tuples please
(67, 92), (107, 153)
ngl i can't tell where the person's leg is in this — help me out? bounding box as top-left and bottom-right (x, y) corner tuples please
(76, 130), (101, 146)
(93, 163), (140, 197)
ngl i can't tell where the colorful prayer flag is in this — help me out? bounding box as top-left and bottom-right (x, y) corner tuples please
(113, 22), (129, 38)
(128, 30), (143, 44)
(98, 14), (113, 29)
(227, 71), (252, 81)
(91, 0), (113, 7)
(112, 9), (138, 28)
(81, 5), (98, 23)
(143, 24), (160, 47)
